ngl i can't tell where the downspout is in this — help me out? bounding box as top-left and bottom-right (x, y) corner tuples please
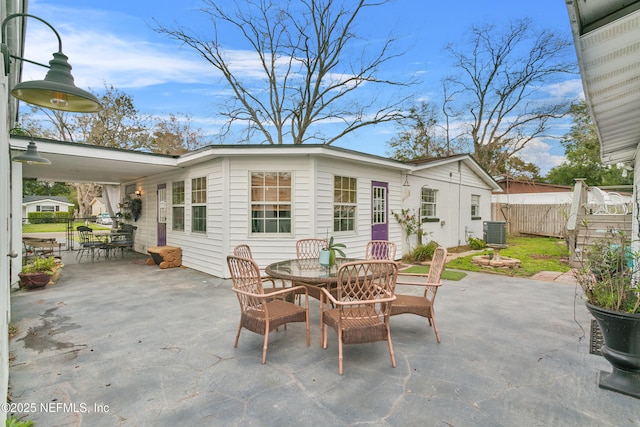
(458, 160), (462, 246)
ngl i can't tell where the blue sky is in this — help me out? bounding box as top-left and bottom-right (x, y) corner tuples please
(21, 0), (581, 174)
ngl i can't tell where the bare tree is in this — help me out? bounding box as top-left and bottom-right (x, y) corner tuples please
(443, 18), (576, 176)
(155, 0), (412, 145)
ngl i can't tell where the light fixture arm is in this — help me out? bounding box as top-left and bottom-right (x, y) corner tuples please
(2, 13), (63, 75)
(0, 12), (102, 112)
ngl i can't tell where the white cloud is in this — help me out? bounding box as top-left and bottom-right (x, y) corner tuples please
(518, 137), (565, 174)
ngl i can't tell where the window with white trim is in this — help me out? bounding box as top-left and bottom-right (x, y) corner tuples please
(172, 181), (185, 231)
(471, 194), (481, 219)
(420, 187), (438, 221)
(334, 176), (356, 232)
(191, 177), (206, 233)
(251, 172), (291, 233)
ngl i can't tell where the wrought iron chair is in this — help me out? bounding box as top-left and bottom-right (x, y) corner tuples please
(390, 246), (448, 343)
(365, 240), (397, 261)
(107, 224), (137, 258)
(76, 226), (106, 262)
(320, 260), (398, 375)
(227, 255), (310, 364)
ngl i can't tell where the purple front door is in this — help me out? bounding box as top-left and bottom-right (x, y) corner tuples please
(157, 184), (167, 246)
(371, 181), (388, 241)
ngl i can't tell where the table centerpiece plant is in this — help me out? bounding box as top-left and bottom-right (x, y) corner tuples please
(573, 229), (640, 398)
(320, 236), (346, 267)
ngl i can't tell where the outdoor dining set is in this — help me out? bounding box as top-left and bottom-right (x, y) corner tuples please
(227, 239), (447, 375)
(76, 224), (137, 262)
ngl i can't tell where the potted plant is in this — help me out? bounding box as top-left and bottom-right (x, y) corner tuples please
(574, 230), (640, 398)
(320, 236), (346, 267)
(130, 198), (142, 221)
(18, 256), (61, 290)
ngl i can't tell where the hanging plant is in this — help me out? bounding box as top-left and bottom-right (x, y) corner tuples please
(130, 198), (142, 222)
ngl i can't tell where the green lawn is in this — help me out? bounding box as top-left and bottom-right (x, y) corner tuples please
(400, 265), (467, 281)
(444, 236), (571, 277)
(22, 222), (111, 233)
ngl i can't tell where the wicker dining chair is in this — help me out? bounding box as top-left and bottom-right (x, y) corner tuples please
(227, 255), (310, 364)
(390, 246), (448, 343)
(296, 238), (328, 259)
(293, 238), (329, 300)
(233, 244), (286, 290)
(320, 260), (398, 375)
(365, 240), (397, 261)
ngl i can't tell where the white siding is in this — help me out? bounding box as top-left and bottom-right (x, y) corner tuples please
(405, 160), (494, 250)
(127, 152), (493, 277)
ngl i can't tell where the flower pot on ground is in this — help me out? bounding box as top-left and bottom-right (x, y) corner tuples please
(19, 256), (62, 290)
(574, 231), (640, 398)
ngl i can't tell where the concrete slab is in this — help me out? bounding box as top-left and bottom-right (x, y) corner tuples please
(6, 252), (637, 426)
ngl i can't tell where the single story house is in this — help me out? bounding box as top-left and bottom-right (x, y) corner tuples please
(10, 138), (501, 278)
(89, 197), (106, 217)
(21, 195), (74, 221)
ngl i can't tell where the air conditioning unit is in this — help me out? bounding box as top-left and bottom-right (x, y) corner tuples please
(483, 221), (506, 245)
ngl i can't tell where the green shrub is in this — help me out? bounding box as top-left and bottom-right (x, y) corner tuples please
(468, 236), (486, 250)
(27, 211), (70, 224)
(407, 241), (439, 263)
(6, 415), (34, 427)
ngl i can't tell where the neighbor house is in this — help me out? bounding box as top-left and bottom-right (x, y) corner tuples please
(21, 195), (74, 222)
(10, 139), (500, 278)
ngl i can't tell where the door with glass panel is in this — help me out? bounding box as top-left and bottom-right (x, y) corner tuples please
(371, 181), (388, 241)
(157, 184), (167, 246)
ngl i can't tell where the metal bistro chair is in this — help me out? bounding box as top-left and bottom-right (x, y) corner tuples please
(227, 255), (310, 364)
(390, 246), (448, 343)
(365, 240), (397, 261)
(76, 226), (106, 262)
(320, 260), (398, 375)
(108, 224), (137, 258)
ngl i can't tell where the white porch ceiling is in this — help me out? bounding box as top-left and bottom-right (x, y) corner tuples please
(10, 136), (180, 184)
(566, 0), (640, 164)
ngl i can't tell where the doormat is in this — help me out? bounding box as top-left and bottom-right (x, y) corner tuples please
(590, 319), (603, 355)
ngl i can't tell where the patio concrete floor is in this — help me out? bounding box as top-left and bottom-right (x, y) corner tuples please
(7, 251), (639, 426)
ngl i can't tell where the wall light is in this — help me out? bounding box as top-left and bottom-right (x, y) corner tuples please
(1, 13), (103, 112)
(134, 190), (141, 197)
(10, 128), (51, 165)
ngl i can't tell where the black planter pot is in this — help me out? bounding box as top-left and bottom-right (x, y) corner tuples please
(586, 303), (640, 399)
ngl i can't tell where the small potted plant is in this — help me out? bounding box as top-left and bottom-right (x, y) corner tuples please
(18, 256), (61, 290)
(320, 236), (346, 267)
(574, 230), (640, 398)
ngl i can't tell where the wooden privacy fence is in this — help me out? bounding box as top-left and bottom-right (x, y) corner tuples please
(492, 202), (571, 238)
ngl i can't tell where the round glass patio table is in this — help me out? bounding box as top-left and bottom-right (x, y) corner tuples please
(265, 257), (359, 299)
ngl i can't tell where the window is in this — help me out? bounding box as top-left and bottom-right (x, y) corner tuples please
(251, 172), (291, 233)
(471, 194), (481, 219)
(420, 187), (438, 222)
(172, 181), (185, 231)
(38, 205), (55, 212)
(334, 176), (357, 232)
(191, 177), (206, 233)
